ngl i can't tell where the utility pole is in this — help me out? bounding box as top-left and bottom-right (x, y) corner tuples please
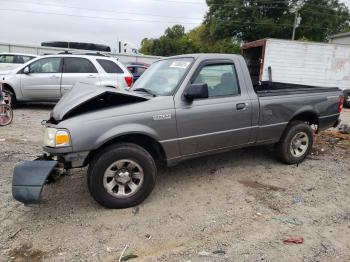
(292, 1), (303, 40)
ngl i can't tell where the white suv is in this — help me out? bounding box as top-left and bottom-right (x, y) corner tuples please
(1, 53), (133, 105)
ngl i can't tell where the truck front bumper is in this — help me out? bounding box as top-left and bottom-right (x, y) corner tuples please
(12, 150), (90, 206)
(12, 160), (58, 206)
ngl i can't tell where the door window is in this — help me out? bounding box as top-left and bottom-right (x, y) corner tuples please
(29, 57), (61, 73)
(0, 55), (15, 63)
(63, 57), (97, 73)
(97, 59), (123, 73)
(193, 64), (240, 97)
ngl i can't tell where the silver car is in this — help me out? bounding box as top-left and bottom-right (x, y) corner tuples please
(1, 53), (133, 105)
(0, 52), (36, 72)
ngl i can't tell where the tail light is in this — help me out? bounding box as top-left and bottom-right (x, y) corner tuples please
(338, 95), (344, 113)
(124, 76), (133, 88)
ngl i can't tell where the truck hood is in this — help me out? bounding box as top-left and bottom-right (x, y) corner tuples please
(50, 83), (150, 122)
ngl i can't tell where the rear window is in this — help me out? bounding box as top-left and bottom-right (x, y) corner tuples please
(97, 59), (123, 73)
(63, 57), (97, 73)
(0, 55), (15, 63)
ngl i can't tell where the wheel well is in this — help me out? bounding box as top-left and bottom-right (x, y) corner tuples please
(290, 111), (319, 126)
(85, 134), (166, 165)
(2, 83), (15, 97)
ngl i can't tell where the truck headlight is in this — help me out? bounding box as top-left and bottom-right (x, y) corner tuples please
(44, 128), (71, 147)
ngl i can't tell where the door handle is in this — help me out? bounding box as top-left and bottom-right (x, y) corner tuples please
(87, 75), (97, 78)
(236, 103), (248, 111)
(50, 75), (59, 78)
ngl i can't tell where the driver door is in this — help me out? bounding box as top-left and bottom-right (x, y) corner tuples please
(20, 57), (62, 100)
(175, 61), (252, 156)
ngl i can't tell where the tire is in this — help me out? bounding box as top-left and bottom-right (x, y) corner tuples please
(87, 143), (157, 208)
(0, 104), (13, 126)
(275, 121), (313, 165)
(344, 93), (350, 109)
(3, 87), (16, 108)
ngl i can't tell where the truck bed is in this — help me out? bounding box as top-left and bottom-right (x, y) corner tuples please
(254, 81), (340, 97)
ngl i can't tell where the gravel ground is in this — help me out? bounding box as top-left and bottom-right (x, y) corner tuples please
(0, 107), (350, 262)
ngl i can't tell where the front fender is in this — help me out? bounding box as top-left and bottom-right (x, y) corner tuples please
(3, 78), (22, 100)
(94, 123), (160, 148)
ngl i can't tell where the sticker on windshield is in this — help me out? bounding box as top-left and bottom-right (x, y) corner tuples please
(169, 61), (190, 69)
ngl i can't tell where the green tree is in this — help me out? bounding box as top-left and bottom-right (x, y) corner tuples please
(139, 24), (241, 56)
(205, 0), (350, 42)
(205, 0), (293, 42)
(139, 25), (193, 56)
(188, 24), (241, 53)
(297, 0), (350, 41)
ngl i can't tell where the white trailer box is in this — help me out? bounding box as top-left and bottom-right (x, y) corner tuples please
(242, 38), (350, 106)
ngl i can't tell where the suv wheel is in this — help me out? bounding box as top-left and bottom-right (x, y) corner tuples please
(3, 87), (16, 107)
(88, 143), (156, 208)
(276, 121), (313, 164)
(344, 93), (350, 108)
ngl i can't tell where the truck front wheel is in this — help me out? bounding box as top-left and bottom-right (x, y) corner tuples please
(276, 121), (313, 165)
(87, 143), (156, 208)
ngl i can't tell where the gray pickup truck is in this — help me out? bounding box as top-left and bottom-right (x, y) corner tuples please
(12, 54), (344, 209)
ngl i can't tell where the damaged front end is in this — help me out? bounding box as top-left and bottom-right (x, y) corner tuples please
(12, 83), (150, 206)
(12, 159), (58, 206)
(49, 83), (150, 122)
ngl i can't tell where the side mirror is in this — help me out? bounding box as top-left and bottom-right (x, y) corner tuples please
(23, 67), (30, 74)
(184, 83), (209, 101)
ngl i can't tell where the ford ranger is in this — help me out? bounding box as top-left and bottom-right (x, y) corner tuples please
(12, 54), (344, 209)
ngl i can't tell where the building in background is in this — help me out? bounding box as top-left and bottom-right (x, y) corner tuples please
(117, 41), (139, 55)
(328, 32), (350, 45)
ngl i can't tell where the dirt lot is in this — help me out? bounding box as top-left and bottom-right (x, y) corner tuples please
(1, 107), (350, 262)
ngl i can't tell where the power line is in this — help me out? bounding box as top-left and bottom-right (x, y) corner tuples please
(249, 6), (350, 19)
(2, 0), (204, 21)
(2, 0), (350, 21)
(3, 0), (348, 19)
(0, 8), (203, 24)
(0, 8), (332, 30)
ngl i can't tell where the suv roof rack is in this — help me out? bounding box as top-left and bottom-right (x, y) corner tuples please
(57, 51), (108, 57)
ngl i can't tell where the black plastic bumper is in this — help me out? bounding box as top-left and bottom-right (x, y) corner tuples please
(12, 160), (58, 205)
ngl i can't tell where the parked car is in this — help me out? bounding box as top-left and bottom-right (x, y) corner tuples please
(0, 53), (36, 72)
(12, 54), (343, 209)
(1, 53), (133, 106)
(126, 64), (149, 82)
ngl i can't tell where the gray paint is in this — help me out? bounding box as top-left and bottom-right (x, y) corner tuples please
(47, 54), (342, 165)
(12, 53), (343, 205)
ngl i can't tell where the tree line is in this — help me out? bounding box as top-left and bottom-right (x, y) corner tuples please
(139, 0), (350, 56)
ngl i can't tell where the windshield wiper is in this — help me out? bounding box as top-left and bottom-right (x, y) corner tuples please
(133, 88), (156, 97)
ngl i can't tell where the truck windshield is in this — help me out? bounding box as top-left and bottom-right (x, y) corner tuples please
(131, 58), (193, 96)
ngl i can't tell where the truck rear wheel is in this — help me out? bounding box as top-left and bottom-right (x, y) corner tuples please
(276, 121), (313, 164)
(87, 143), (156, 208)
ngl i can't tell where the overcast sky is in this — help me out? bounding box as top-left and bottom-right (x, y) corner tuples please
(0, 0), (350, 50)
